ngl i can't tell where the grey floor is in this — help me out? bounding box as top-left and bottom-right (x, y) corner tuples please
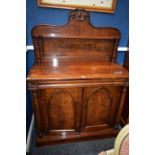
(28, 132), (115, 155)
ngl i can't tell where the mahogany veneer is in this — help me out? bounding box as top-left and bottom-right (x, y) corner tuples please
(27, 9), (129, 146)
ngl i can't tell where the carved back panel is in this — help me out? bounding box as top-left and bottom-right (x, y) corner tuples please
(32, 9), (121, 64)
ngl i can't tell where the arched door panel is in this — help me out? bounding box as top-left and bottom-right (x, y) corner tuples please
(82, 86), (122, 131)
(38, 88), (82, 135)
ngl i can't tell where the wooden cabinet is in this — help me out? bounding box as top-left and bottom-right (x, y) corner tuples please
(27, 9), (129, 146)
(29, 83), (128, 146)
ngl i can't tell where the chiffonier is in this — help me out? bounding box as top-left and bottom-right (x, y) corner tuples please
(27, 9), (129, 146)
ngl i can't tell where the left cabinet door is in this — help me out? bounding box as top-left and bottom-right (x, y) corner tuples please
(32, 87), (82, 136)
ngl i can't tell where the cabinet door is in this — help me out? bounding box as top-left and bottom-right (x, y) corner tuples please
(35, 87), (82, 136)
(81, 86), (123, 131)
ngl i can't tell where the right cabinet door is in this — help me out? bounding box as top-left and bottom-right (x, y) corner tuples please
(81, 86), (123, 132)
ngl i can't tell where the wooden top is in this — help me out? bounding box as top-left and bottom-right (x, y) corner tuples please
(27, 62), (128, 81)
(27, 9), (128, 83)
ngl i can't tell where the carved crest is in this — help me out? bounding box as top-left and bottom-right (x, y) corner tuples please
(70, 9), (90, 21)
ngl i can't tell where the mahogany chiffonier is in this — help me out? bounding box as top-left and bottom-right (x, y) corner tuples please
(27, 9), (129, 146)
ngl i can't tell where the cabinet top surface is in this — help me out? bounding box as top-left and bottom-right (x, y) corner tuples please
(27, 62), (128, 81)
(28, 10), (128, 82)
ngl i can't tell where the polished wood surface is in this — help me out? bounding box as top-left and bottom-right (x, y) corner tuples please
(27, 62), (128, 81)
(81, 86), (122, 132)
(31, 9), (120, 65)
(27, 9), (129, 146)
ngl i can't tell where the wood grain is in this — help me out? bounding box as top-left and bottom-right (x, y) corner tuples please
(27, 9), (128, 146)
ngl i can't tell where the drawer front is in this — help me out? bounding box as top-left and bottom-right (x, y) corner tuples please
(81, 86), (123, 131)
(32, 87), (82, 136)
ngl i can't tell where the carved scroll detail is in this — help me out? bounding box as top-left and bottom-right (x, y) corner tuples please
(70, 9), (90, 21)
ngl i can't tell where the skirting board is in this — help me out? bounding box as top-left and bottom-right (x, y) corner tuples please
(26, 45), (129, 52)
(26, 115), (34, 153)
